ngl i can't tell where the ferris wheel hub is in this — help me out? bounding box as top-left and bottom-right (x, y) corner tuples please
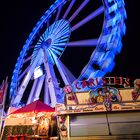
(46, 38), (52, 45)
(41, 38), (52, 49)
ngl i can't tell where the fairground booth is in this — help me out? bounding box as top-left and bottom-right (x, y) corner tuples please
(56, 77), (140, 140)
(1, 100), (57, 140)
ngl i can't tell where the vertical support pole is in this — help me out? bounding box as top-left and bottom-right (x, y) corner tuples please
(52, 53), (71, 85)
(44, 60), (60, 107)
(67, 115), (70, 139)
(44, 74), (51, 105)
(41, 39), (63, 107)
(33, 75), (45, 101)
(26, 78), (38, 104)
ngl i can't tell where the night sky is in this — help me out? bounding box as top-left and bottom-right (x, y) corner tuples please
(0, 0), (139, 86)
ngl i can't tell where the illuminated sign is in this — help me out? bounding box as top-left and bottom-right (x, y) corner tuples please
(74, 77), (130, 90)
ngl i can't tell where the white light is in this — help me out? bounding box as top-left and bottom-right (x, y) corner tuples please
(34, 66), (43, 79)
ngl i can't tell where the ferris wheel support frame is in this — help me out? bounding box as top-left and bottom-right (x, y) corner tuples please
(11, 49), (43, 106)
(27, 78), (38, 104)
(32, 74), (45, 102)
(11, 47), (73, 107)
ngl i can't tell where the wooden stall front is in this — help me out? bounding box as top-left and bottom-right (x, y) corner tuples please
(56, 87), (140, 140)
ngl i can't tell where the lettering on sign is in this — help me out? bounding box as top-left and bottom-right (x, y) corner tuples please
(95, 106), (104, 111)
(121, 107), (132, 110)
(75, 77), (130, 90)
(113, 105), (120, 110)
(74, 110), (81, 113)
(83, 109), (93, 112)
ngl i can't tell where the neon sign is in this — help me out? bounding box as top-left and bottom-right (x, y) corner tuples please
(75, 77), (130, 90)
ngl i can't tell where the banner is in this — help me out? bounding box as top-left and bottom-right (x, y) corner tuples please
(0, 77), (8, 134)
(0, 77), (8, 105)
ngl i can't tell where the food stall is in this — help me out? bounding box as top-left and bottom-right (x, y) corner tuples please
(56, 78), (140, 140)
(1, 100), (56, 140)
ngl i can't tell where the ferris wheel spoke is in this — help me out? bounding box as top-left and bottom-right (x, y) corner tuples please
(58, 26), (70, 36)
(63, 0), (76, 19)
(38, 31), (45, 41)
(43, 30), (49, 40)
(37, 43), (41, 46)
(53, 19), (65, 33)
(52, 45), (65, 50)
(55, 4), (62, 21)
(27, 78), (38, 104)
(54, 36), (67, 42)
(47, 20), (49, 28)
(29, 45), (35, 49)
(55, 37), (69, 43)
(71, 6), (104, 32)
(55, 26), (70, 39)
(53, 21), (69, 37)
(51, 45), (64, 51)
(54, 28), (70, 40)
(53, 39), (69, 48)
(48, 23), (55, 36)
(54, 19), (65, 32)
(53, 42), (65, 46)
(38, 37), (43, 42)
(43, 32), (47, 40)
(51, 52), (72, 85)
(32, 75), (45, 102)
(40, 34), (46, 41)
(23, 56), (31, 64)
(33, 45), (40, 51)
(55, 22), (69, 34)
(50, 26), (58, 37)
(38, 37), (42, 43)
(69, 0), (90, 22)
(67, 39), (98, 47)
(18, 66), (30, 81)
(50, 48), (61, 56)
(55, 32), (69, 39)
(38, 37), (44, 43)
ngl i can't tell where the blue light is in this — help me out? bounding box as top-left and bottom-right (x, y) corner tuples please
(108, 3), (118, 13)
(31, 19), (70, 66)
(77, 0), (127, 81)
(10, 0), (127, 103)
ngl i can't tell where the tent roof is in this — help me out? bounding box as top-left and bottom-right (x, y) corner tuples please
(11, 100), (55, 114)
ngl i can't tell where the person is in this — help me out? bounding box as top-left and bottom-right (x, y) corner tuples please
(90, 93), (96, 103)
(96, 89), (104, 103)
(110, 90), (118, 102)
(104, 91), (112, 111)
(49, 116), (58, 137)
(132, 79), (140, 100)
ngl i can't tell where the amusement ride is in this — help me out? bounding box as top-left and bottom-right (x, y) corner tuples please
(9, 0), (126, 107)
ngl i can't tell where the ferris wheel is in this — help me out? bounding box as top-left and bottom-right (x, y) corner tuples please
(9, 0), (126, 107)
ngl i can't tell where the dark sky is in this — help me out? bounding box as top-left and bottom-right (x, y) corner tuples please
(0, 0), (139, 85)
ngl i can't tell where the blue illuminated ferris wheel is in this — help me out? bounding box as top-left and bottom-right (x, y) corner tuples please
(9, 0), (126, 107)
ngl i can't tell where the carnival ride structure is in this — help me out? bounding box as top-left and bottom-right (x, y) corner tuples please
(9, 0), (126, 107)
